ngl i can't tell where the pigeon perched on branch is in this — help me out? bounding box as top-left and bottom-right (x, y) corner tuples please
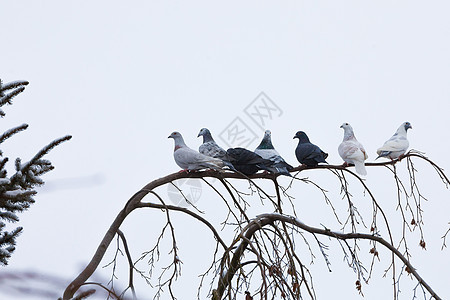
(226, 147), (278, 176)
(376, 122), (412, 160)
(197, 128), (228, 160)
(168, 131), (224, 171)
(338, 123), (368, 176)
(197, 128), (238, 171)
(255, 130), (293, 176)
(293, 131), (328, 167)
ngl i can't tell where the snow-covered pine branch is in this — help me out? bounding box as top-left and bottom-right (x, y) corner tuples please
(0, 78), (71, 266)
(0, 79), (29, 117)
(0, 80), (29, 94)
(0, 124), (29, 145)
(9, 135), (72, 190)
(0, 225), (22, 266)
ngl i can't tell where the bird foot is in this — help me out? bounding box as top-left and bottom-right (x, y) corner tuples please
(342, 162), (349, 167)
(397, 154), (405, 161)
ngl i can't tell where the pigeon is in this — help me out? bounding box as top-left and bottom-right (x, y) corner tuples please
(338, 123), (368, 176)
(376, 122), (412, 160)
(293, 131), (328, 167)
(168, 131), (224, 171)
(197, 128), (228, 160)
(197, 128), (238, 171)
(254, 130), (293, 176)
(226, 147), (278, 176)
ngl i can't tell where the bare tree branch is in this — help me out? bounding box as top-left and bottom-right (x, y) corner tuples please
(62, 151), (448, 300)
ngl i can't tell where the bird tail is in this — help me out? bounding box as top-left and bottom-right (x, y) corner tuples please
(258, 164), (277, 174)
(354, 161), (367, 176)
(258, 164), (292, 177)
(204, 162), (223, 171)
(277, 167), (293, 177)
(274, 163), (293, 177)
(283, 162), (294, 171)
(376, 151), (389, 160)
(223, 160), (238, 172)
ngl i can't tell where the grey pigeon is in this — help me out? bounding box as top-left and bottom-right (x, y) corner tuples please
(338, 123), (368, 176)
(226, 147), (278, 176)
(197, 128), (238, 171)
(168, 131), (224, 171)
(293, 131), (328, 167)
(255, 130), (293, 176)
(197, 128), (228, 160)
(376, 122), (412, 160)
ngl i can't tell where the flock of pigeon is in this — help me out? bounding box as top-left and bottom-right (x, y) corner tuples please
(168, 122), (412, 176)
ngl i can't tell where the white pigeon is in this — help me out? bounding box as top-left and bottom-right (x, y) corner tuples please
(376, 122), (412, 160)
(338, 123), (368, 176)
(168, 131), (224, 171)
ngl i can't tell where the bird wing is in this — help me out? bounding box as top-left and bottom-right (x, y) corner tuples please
(254, 148), (293, 173)
(309, 145), (325, 160)
(377, 136), (409, 154)
(296, 143), (314, 160)
(339, 140), (366, 162)
(255, 148), (282, 162)
(227, 148), (261, 164)
(226, 148), (263, 175)
(199, 141), (227, 158)
(176, 147), (222, 168)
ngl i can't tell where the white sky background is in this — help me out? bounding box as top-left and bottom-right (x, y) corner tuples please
(1, 1), (450, 299)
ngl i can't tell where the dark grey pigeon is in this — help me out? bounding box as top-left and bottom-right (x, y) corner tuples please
(255, 130), (293, 176)
(293, 131), (328, 167)
(226, 147), (278, 176)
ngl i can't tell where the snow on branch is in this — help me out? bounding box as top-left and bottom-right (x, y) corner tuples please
(0, 78), (71, 266)
(0, 79), (29, 117)
(9, 135), (72, 189)
(0, 80), (29, 94)
(0, 226), (22, 266)
(0, 124), (29, 145)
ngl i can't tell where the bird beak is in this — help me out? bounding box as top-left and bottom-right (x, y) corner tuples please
(197, 133), (201, 137)
(168, 135), (171, 138)
(293, 136), (297, 139)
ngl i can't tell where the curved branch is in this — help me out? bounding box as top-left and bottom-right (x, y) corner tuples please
(137, 201), (228, 250)
(116, 229), (137, 300)
(212, 213), (441, 300)
(63, 151), (446, 299)
(63, 189), (146, 299)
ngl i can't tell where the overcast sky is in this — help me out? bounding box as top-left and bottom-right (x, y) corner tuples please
(1, 1), (450, 299)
